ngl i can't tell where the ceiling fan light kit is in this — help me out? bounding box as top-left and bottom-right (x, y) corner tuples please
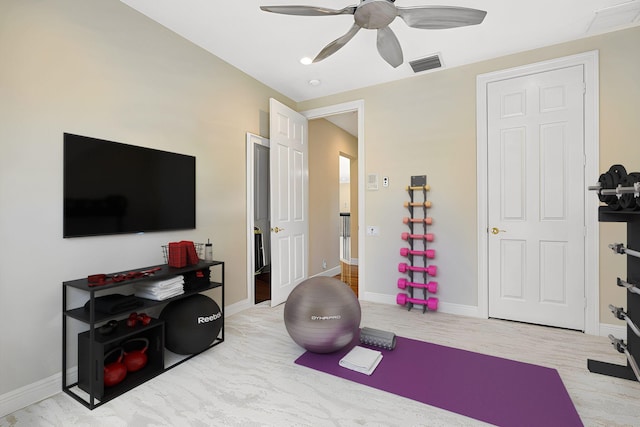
(260, 0), (487, 67)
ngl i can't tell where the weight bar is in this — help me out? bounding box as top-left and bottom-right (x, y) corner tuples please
(402, 217), (433, 225)
(608, 243), (640, 259)
(404, 201), (432, 208)
(617, 277), (640, 295)
(405, 185), (431, 191)
(396, 293), (438, 311)
(608, 334), (640, 382)
(609, 305), (640, 338)
(400, 247), (435, 258)
(397, 278), (438, 293)
(401, 232), (434, 241)
(398, 262), (437, 276)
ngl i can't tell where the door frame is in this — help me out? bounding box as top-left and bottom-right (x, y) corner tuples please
(301, 100), (365, 297)
(246, 132), (270, 305)
(245, 100), (365, 306)
(476, 51), (600, 334)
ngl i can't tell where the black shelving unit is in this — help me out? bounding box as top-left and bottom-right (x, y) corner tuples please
(588, 208), (639, 381)
(62, 260), (225, 409)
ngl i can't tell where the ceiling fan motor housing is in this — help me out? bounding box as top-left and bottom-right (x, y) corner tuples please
(355, 0), (398, 29)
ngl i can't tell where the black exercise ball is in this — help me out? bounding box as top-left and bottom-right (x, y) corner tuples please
(160, 294), (222, 355)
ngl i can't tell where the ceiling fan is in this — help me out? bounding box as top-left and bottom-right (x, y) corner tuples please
(260, 0), (487, 68)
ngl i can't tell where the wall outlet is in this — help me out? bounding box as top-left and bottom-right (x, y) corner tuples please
(322, 259), (327, 269)
(367, 226), (379, 236)
(382, 176), (389, 187)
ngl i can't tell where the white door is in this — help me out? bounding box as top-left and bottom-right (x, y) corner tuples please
(269, 98), (309, 306)
(487, 65), (585, 330)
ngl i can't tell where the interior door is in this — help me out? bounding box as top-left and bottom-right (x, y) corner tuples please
(269, 98), (309, 306)
(487, 65), (585, 330)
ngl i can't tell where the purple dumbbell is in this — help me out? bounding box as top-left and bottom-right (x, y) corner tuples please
(400, 248), (435, 259)
(396, 293), (439, 311)
(401, 232), (434, 241)
(397, 278), (438, 293)
(398, 263), (437, 276)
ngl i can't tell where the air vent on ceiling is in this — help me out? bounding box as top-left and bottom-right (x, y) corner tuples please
(409, 54), (442, 73)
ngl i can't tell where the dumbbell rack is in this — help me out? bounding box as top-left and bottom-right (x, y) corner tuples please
(400, 175), (434, 313)
(587, 207), (640, 382)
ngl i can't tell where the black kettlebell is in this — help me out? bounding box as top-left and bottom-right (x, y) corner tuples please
(103, 347), (127, 387)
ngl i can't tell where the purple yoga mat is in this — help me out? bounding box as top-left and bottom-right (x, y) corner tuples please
(295, 336), (583, 427)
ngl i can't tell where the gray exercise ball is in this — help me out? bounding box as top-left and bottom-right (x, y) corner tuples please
(284, 276), (361, 353)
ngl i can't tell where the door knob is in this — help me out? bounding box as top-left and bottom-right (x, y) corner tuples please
(490, 227), (506, 235)
(271, 226), (285, 233)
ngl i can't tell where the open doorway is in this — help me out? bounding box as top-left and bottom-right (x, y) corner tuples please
(246, 100), (364, 306)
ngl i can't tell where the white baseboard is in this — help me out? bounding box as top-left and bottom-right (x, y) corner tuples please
(0, 371), (61, 418)
(311, 266), (341, 278)
(599, 322), (627, 339)
(360, 292), (480, 318)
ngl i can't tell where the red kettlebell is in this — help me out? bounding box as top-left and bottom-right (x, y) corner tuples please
(123, 337), (149, 373)
(103, 347), (127, 387)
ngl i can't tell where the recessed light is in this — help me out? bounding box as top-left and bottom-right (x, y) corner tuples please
(308, 79), (321, 86)
(300, 57), (313, 65)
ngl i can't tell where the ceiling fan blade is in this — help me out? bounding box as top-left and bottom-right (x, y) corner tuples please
(376, 26), (403, 68)
(397, 6), (487, 29)
(313, 24), (361, 63)
(260, 5), (356, 16)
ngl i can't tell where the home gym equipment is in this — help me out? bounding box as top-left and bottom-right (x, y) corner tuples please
(609, 305), (640, 338)
(403, 216), (432, 225)
(405, 184), (431, 191)
(122, 337), (149, 372)
(617, 277), (640, 295)
(588, 166), (640, 383)
(401, 232), (434, 241)
(103, 347), (127, 387)
(404, 201), (432, 208)
(359, 326), (397, 350)
(400, 247), (435, 258)
(283, 276), (361, 354)
(588, 164), (640, 211)
(396, 293), (438, 310)
(608, 335), (640, 382)
(399, 175), (437, 312)
(160, 294), (223, 355)
(397, 278), (438, 293)
(608, 242), (640, 259)
(398, 262), (436, 275)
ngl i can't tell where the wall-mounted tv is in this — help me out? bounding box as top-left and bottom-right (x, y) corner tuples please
(63, 133), (196, 238)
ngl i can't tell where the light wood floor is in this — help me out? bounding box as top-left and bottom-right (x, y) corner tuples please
(4, 300), (639, 426)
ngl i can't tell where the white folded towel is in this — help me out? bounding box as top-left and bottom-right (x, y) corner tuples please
(136, 275), (184, 289)
(339, 346), (383, 375)
(135, 288), (184, 301)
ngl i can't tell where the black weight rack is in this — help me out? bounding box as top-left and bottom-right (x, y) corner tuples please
(399, 175), (436, 313)
(587, 208), (640, 382)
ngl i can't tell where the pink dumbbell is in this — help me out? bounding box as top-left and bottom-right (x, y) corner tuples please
(396, 293), (439, 311)
(398, 263), (437, 276)
(402, 217), (433, 225)
(401, 232), (434, 241)
(397, 278), (438, 293)
(400, 248), (435, 258)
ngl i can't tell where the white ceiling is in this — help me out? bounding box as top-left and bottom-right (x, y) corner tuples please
(120, 0), (640, 102)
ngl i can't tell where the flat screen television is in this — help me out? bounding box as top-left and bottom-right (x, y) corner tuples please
(63, 133), (196, 238)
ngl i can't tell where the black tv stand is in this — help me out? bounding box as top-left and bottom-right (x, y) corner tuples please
(62, 260), (224, 409)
